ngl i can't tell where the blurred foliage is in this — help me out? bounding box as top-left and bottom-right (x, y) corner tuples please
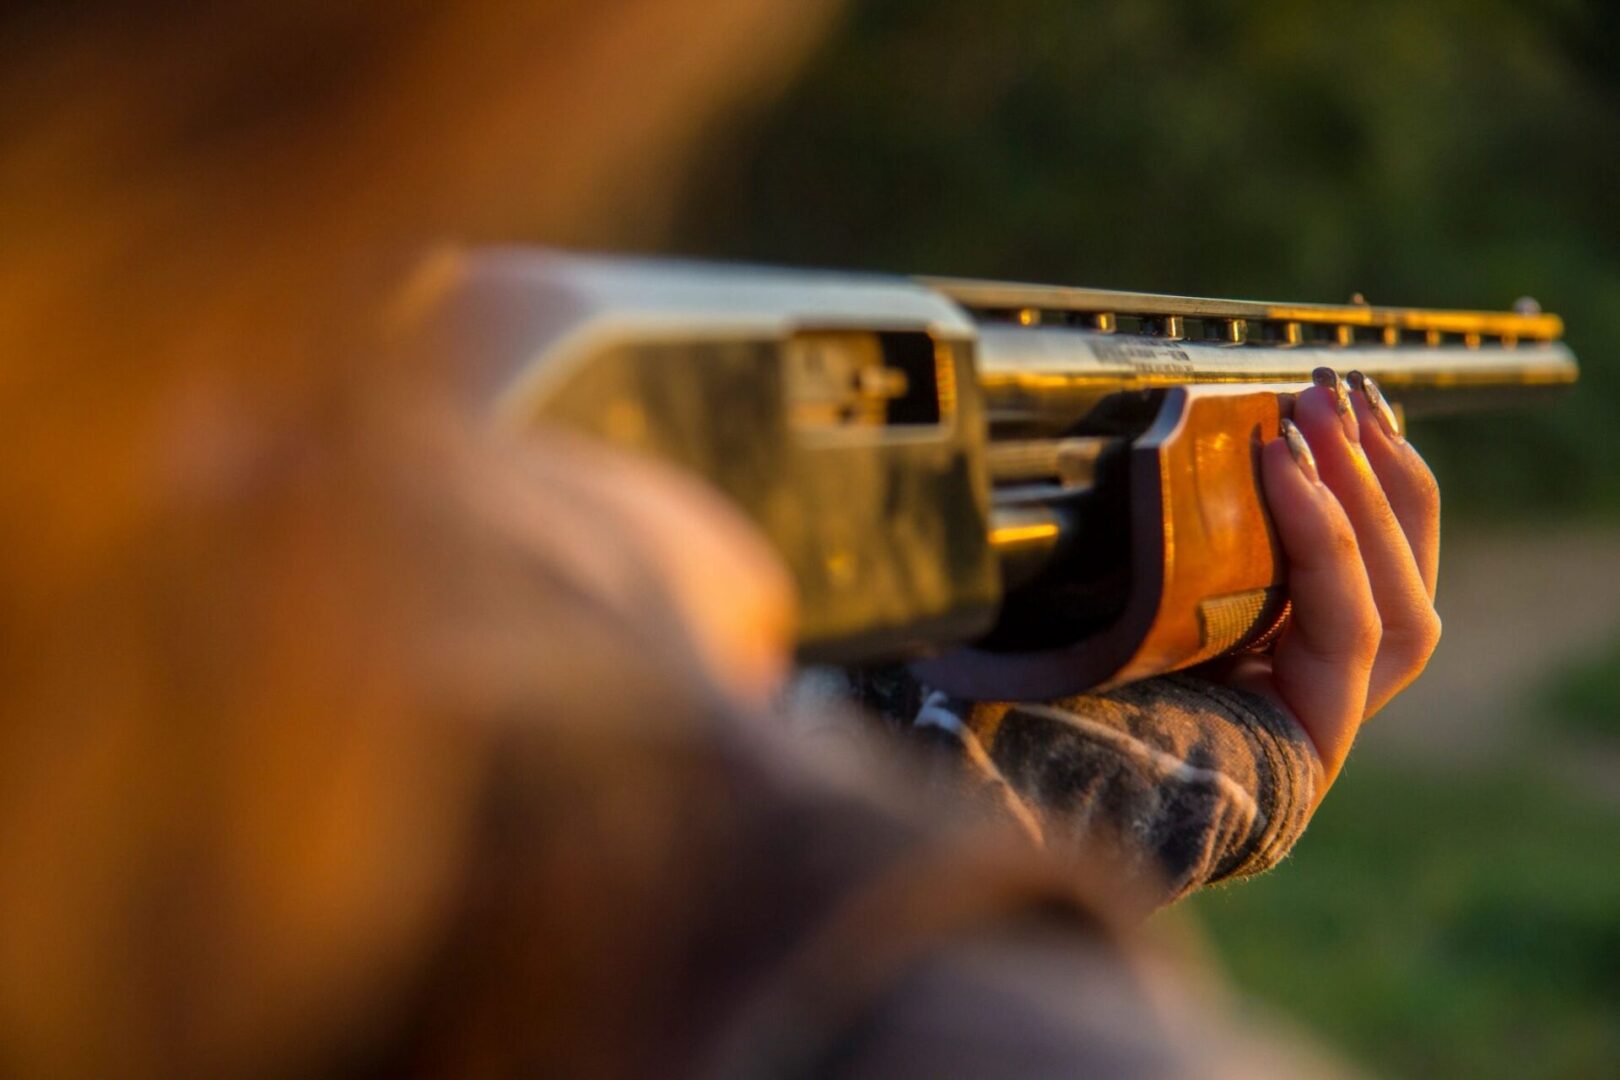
(672, 0), (1620, 518)
(1539, 628), (1620, 738)
(1190, 758), (1620, 1078)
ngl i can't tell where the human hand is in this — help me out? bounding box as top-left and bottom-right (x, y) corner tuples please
(1218, 370), (1442, 802)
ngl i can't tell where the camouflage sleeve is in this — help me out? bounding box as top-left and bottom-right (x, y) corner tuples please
(911, 673), (1322, 908)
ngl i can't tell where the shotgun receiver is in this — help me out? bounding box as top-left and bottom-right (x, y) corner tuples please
(429, 250), (1577, 699)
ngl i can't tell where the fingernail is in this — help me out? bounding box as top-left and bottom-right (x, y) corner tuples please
(1347, 371), (1402, 441)
(1312, 366), (1357, 439)
(1281, 418), (1320, 483)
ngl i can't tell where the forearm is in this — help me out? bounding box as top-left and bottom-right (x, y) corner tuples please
(912, 673), (1323, 909)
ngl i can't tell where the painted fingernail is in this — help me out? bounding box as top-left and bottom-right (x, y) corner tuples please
(1312, 366), (1357, 439)
(1312, 366), (1350, 415)
(1281, 418), (1320, 483)
(1347, 371), (1402, 441)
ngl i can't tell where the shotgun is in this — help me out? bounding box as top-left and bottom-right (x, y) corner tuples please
(426, 250), (1577, 699)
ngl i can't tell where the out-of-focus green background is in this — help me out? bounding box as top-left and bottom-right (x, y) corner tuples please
(668, 1), (1620, 1075)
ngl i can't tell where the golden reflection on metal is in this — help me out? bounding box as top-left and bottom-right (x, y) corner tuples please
(1163, 315), (1184, 340)
(990, 521), (1062, 548)
(1382, 326), (1400, 347)
(1335, 325), (1354, 347)
(1093, 313), (1116, 333)
(934, 340), (959, 420)
(1281, 322), (1302, 346)
(784, 330), (891, 429)
(1017, 308), (1041, 326)
(927, 278), (1566, 342)
(978, 353), (1579, 407)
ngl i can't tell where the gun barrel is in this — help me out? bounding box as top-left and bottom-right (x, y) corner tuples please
(919, 278), (1577, 435)
(924, 276), (1564, 339)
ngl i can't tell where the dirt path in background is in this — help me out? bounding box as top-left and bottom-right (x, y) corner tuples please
(1357, 525), (1620, 795)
